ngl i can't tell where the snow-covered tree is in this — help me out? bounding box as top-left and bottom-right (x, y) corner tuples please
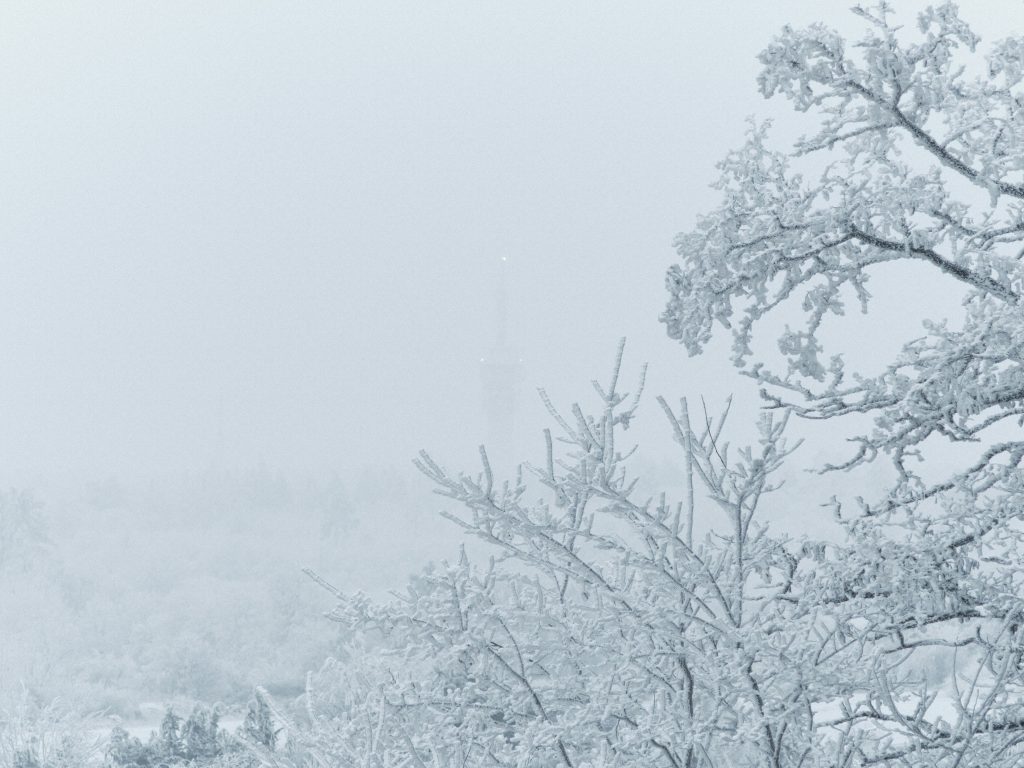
(159, 707), (184, 762)
(663, 2), (1024, 504)
(241, 692), (278, 753)
(662, 3), (1024, 764)
(105, 725), (153, 768)
(278, 342), (866, 768)
(182, 703), (222, 762)
(0, 490), (48, 573)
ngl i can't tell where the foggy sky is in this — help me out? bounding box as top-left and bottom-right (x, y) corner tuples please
(2, 1), (1022, 488)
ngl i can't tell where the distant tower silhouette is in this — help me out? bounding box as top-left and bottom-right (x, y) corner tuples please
(480, 256), (523, 470)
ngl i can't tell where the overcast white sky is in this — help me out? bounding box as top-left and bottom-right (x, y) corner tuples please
(1, 1), (1022, 488)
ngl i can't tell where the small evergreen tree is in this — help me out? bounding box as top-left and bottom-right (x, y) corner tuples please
(240, 693), (277, 752)
(207, 706), (221, 759)
(143, 731), (161, 767)
(181, 703), (220, 761)
(107, 724), (153, 768)
(157, 708), (182, 763)
(49, 733), (86, 768)
(106, 726), (133, 766)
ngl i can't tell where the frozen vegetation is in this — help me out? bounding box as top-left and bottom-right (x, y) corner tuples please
(7, 2), (1024, 767)
(0, 469), (440, 713)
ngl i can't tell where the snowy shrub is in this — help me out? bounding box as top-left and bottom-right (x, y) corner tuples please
(268, 342), (853, 767)
(0, 692), (101, 768)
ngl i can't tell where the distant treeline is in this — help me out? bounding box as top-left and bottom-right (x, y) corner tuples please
(104, 695), (277, 768)
(0, 464), (446, 716)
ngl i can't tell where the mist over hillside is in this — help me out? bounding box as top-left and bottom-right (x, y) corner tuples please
(0, 464), (455, 717)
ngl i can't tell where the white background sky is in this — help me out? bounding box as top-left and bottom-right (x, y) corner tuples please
(1, 1), (1022, 490)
